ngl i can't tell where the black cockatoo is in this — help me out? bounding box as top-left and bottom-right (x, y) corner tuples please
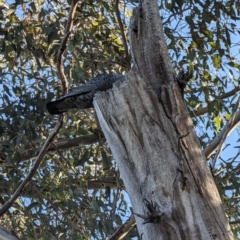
(46, 74), (125, 115)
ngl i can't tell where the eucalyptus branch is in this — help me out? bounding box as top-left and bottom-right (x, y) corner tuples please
(214, 150), (240, 178)
(0, 1), (81, 216)
(192, 86), (240, 117)
(29, 181), (63, 215)
(162, 5), (192, 25)
(0, 176), (123, 196)
(18, 67), (46, 82)
(51, 142), (78, 175)
(115, 0), (129, 60)
(208, 97), (240, 167)
(204, 109), (240, 159)
(229, 220), (240, 225)
(109, 214), (136, 240)
(0, 115), (64, 216)
(57, 0), (79, 94)
(0, 134), (104, 166)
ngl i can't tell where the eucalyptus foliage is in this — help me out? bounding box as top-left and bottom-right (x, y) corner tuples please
(0, 0), (239, 239)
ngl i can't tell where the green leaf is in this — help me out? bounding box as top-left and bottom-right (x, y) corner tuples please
(101, 149), (111, 170)
(214, 116), (221, 132)
(211, 55), (221, 69)
(74, 150), (89, 166)
(225, 27), (231, 46)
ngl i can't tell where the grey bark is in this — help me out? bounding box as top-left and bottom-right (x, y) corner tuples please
(94, 73), (232, 239)
(0, 226), (19, 240)
(94, 0), (233, 239)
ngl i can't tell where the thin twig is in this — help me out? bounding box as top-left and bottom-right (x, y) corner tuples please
(57, 0), (79, 94)
(29, 181), (63, 215)
(115, 0), (129, 60)
(162, 5), (192, 25)
(211, 97), (240, 168)
(204, 109), (240, 159)
(51, 142), (77, 173)
(192, 85), (240, 117)
(0, 134), (104, 166)
(214, 150), (240, 178)
(229, 220), (240, 225)
(0, 115), (64, 216)
(109, 214), (136, 240)
(0, 0), (80, 217)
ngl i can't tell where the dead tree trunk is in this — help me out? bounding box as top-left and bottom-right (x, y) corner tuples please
(94, 1), (233, 239)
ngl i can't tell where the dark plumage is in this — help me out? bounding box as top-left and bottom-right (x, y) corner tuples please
(46, 74), (125, 115)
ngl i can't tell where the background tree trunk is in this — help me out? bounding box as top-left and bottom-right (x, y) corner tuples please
(0, 226), (19, 240)
(94, 1), (233, 239)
